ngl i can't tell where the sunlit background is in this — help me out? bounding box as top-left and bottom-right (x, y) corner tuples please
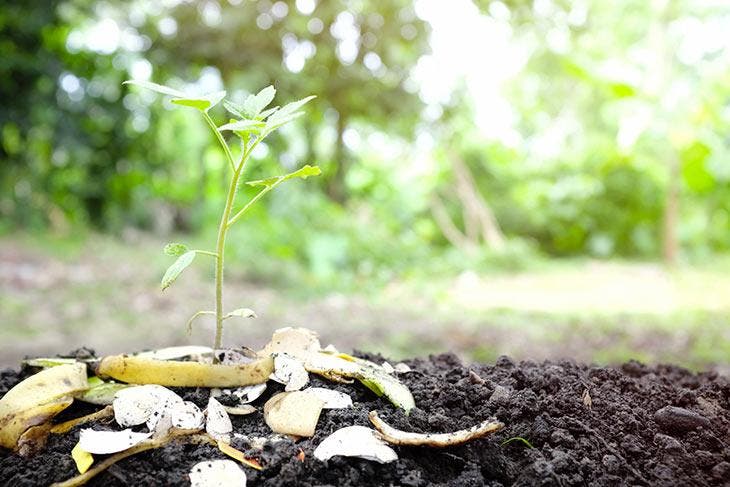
(2, 0), (729, 371)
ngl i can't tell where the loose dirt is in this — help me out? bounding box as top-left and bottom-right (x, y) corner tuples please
(1, 352), (728, 486)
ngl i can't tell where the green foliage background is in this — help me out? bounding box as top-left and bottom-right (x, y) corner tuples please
(2, 0), (730, 286)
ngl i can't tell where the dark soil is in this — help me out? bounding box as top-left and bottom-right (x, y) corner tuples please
(1, 352), (729, 486)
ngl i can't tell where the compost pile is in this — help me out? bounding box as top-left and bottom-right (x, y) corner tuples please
(1, 340), (728, 486)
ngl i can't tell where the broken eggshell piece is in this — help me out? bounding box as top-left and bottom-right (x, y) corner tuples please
(171, 401), (204, 430)
(232, 383), (267, 403)
(263, 391), (324, 437)
(270, 353), (309, 391)
(206, 397), (233, 442)
(313, 425), (398, 464)
(303, 387), (353, 409)
(112, 385), (183, 428)
(78, 428), (152, 455)
(189, 459), (246, 487)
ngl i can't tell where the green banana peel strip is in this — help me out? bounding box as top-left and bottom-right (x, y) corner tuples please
(95, 354), (274, 387)
(0, 363), (88, 450)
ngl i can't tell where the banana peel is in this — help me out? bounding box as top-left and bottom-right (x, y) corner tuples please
(95, 354), (274, 387)
(0, 363), (88, 450)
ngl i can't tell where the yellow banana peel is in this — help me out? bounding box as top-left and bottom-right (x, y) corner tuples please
(0, 363), (88, 450)
(95, 354), (274, 387)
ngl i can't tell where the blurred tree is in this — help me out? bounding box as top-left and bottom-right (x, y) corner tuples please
(139, 0), (430, 203)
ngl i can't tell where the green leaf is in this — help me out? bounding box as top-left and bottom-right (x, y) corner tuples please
(217, 119), (266, 133)
(223, 100), (246, 119)
(258, 106), (279, 120)
(243, 85), (276, 118)
(161, 251), (196, 291)
(79, 379), (131, 405)
(265, 111), (306, 132)
(123, 80), (185, 97)
(267, 95), (315, 124)
(163, 243), (189, 256)
(171, 90), (227, 112)
(246, 164), (321, 188)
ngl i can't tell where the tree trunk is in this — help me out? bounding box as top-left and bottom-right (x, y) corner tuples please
(662, 153), (680, 265)
(326, 112), (348, 204)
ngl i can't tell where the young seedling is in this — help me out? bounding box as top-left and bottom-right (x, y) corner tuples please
(123, 80), (320, 351)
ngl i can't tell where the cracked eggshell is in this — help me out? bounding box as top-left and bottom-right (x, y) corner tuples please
(263, 391), (324, 437)
(189, 459), (246, 487)
(313, 425), (398, 464)
(232, 383), (267, 404)
(206, 397), (232, 442)
(303, 387), (353, 409)
(271, 354), (309, 391)
(113, 385), (183, 428)
(260, 327), (321, 357)
(171, 401), (204, 430)
(78, 428), (151, 454)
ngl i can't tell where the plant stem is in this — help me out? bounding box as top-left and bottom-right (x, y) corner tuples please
(213, 162), (243, 350)
(203, 112), (236, 172)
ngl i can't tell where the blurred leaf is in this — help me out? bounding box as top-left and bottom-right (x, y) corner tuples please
(223, 100), (246, 119)
(217, 119), (266, 133)
(171, 90), (227, 112)
(265, 111), (306, 132)
(246, 165), (321, 188)
(225, 308), (257, 319)
(258, 106), (279, 120)
(161, 251), (196, 291)
(163, 243), (189, 256)
(123, 80), (185, 97)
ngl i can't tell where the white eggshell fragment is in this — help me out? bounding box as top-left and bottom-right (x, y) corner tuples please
(313, 426), (398, 464)
(78, 428), (151, 454)
(206, 397), (232, 442)
(263, 391), (324, 437)
(304, 387), (353, 409)
(270, 354), (309, 392)
(171, 401), (204, 430)
(189, 459), (246, 487)
(113, 385), (183, 428)
(232, 383), (267, 404)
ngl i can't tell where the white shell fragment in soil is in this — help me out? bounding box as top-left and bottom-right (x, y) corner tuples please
(206, 397), (233, 442)
(270, 353), (309, 391)
(313, 425), (398, 464)
(263, 391), (325, 437)
(189, 459), (246, 487)
(171, 401), (204, 430)
(223, 405), (257, 416)
(78, 428), (151, 455)
(232, 383), (267, 404)
(260, 327), (321, 356)
(303, 387), (353, 409)
(113, 385), (183, 428)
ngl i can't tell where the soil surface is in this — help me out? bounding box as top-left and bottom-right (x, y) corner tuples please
(1, 352), (729, 486)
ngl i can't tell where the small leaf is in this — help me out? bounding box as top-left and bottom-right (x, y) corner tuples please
(225, 308), (257, 319)
(161, 251), (196, 291)
(223, 100), (246, 119)
(268, 95), (315, 124)
(246, 165), (321, 188)
(164, 243), (189, 256)
(72, 441), (94, 474)
(265, 111), (306, 132)
(217, 119), (266, 133)
(243, 85), (276, 118)
(123, 80), (185, 97)
(258, 106), (279, 120)
(171, 90), (227, 112)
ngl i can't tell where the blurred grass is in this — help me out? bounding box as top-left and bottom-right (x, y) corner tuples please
(1, 231), (729, 372)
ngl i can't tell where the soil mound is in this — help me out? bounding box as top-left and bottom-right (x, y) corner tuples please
(1, 354), (728, 486)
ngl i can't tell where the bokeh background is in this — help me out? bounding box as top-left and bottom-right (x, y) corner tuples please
(1, 0), (729, 371)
